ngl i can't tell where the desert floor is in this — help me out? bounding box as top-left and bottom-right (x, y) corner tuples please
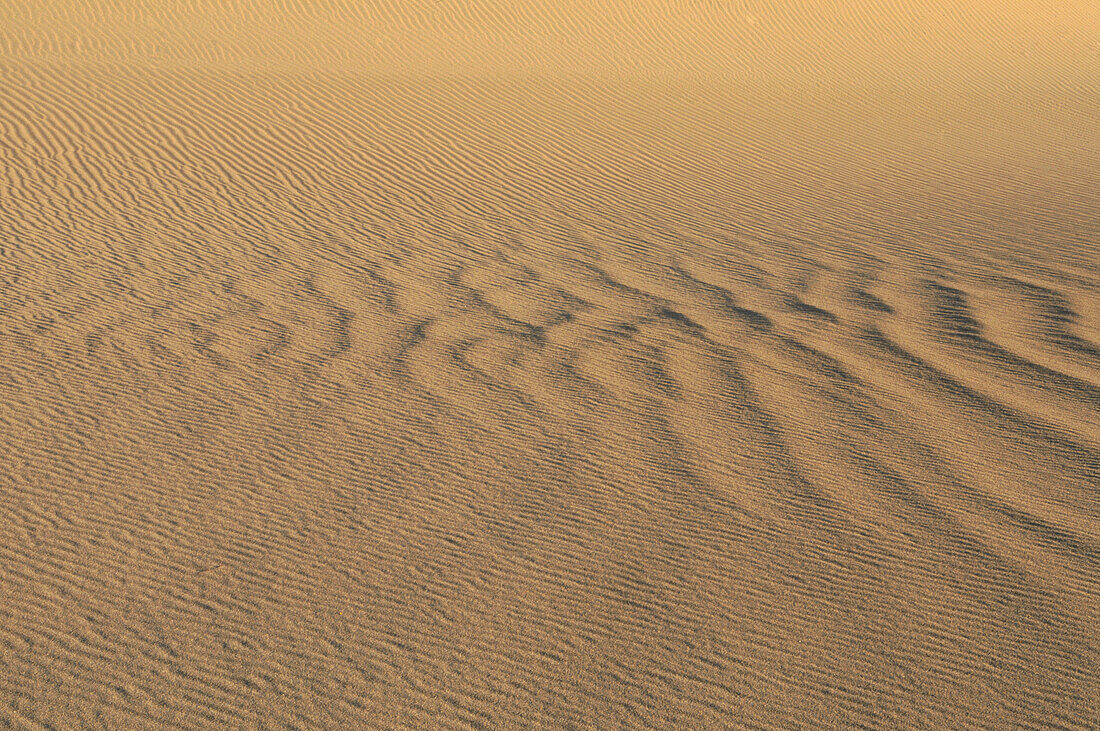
(1, 2), (1098, 728)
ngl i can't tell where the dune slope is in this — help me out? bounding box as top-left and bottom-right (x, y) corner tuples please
(1, 2), (1099, 729)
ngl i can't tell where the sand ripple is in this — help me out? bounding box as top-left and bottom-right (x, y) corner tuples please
(1, 17), (1099, 731)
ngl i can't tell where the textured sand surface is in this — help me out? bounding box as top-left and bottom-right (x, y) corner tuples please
(2, 2), (1099, 729)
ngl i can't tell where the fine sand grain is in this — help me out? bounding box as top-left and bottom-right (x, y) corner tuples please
(1, 2), (1098, 728)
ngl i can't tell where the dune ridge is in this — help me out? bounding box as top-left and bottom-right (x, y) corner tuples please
(2, 2), (1099, 728)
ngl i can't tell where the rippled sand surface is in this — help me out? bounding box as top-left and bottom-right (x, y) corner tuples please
(2, 2), (1099, 728)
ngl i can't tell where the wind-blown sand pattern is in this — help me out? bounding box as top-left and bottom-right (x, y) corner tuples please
(2, 2), (1099, 729)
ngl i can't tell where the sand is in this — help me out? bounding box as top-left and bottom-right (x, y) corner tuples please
(1, 2), (1098, 728)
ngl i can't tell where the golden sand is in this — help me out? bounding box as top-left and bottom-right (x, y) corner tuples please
(1, 2), (1098, 727)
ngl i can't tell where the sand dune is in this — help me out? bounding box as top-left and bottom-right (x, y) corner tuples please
(3, 1), (1098, 84)
(1, 2), (1099, 728)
